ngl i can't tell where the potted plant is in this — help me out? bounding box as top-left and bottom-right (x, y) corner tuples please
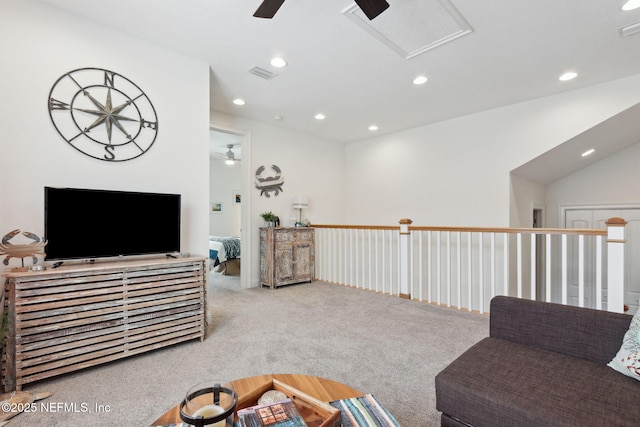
(260, 211), (277, 227)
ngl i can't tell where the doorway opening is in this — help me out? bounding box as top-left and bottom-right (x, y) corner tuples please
(209, 126), (252, 288)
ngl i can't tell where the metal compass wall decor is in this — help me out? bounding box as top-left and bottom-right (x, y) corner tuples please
(255, 164), (284, 197)
(48, 67), (158, 162)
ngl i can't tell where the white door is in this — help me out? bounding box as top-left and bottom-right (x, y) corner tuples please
(564, 208), (640, 313)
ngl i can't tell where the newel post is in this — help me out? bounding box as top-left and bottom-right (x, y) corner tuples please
(399, 218), (413, 299)
(606, 217), (627, 313)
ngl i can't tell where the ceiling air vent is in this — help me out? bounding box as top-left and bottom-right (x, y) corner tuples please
(619, 20), (640, 38)
(248, 66), (277, 80)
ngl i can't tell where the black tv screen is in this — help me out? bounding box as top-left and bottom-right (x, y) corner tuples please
(45, 187), (181, 261)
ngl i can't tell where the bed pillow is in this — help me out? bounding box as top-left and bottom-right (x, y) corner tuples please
(608, 306), (640, 380)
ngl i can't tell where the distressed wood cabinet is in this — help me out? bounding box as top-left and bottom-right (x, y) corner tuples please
(1, 256), (206, 391)
(260, 227), (315, 289)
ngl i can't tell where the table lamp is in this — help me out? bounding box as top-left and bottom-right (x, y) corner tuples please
(292, 195), (309, 226)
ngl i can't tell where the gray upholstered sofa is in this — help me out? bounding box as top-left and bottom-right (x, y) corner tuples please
(435, 296), (640, 427)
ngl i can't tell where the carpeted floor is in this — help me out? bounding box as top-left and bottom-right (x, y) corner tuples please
(16, 273), (488, 426)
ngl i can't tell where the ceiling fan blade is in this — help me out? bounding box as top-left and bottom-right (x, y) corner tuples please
(253, 0), (286, 18)
(354, 0), (390, 20)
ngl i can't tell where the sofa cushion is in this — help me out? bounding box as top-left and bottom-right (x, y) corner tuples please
(608, 306), (640, 381)
(490, 296), (631, 364)
(435, 337), (640, 427)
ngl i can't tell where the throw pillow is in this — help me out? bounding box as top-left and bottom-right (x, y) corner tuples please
(608, 306), (640, 380)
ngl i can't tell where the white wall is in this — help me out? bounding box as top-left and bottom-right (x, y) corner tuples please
(345, 74), (640, 227)
(0, 1), (210, 272)
(211, 112), (346, 287)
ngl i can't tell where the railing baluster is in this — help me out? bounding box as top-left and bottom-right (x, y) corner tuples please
(578, 235), (585, 308)
(390, 230), (395, 294)
(457, 231), (462, 309)
(362, 229), (366, 289)
(330, 228), (334, 283)
(562, 234), (568, 305)
(436, 231), (442, 306)
(382, 229), (386, 294)
(490, 232), (496, 300)
(417, 231), (423, 301)
(323, 229), (327, 282)
(467, 231), (472, 311)
(410, 230), (414, 299)
(479, 232), (484, 314)
(446, 231), (451, 307)
(596, 235), (602, 310)
(428, 230), (433, 304)
(357, 229), (362, 288)
(350, 228), (354, 286)
(503, 233), (508, 296)
(530, 233), (536, 300)
(324, 229), (328, 282)
(546, 233), (552, 302)
(394, 229), (397, 294)
(375, 230), (379, 292)
(517, 233), (523, 298)
(335, 230), (346, 285)
(357, 228), (362, 289)
(339, 228), (342, 284)
(368, 229), (372, 292)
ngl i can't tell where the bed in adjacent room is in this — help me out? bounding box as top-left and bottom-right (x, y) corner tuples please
(209, 236), (241, 275)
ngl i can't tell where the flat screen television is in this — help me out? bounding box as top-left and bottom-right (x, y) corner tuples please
(45, 187), (181, 261)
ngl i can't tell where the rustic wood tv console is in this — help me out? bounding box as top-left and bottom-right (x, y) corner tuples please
(1, 256), (206, 391)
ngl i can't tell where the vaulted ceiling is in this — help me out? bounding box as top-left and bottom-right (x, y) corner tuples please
(37, 0), (640, 146)
(35, 0), (640, 184)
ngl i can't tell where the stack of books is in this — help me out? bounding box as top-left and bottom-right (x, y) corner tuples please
(237, 398), (307, 427)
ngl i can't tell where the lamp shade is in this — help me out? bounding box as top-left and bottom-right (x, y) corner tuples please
(292, 195), (309, 209)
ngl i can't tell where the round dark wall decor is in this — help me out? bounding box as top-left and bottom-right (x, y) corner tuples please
(48, 67), (158, 162)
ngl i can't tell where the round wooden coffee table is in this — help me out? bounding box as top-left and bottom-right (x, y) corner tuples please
(151, 373), (362, 425)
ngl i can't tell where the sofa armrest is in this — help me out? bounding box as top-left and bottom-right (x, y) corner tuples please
(489, 296), (631, 364)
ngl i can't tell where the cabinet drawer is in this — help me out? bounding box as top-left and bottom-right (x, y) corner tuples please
(274, 229), (313, 242)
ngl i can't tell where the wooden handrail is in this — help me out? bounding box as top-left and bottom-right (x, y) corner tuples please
(312, 224), (606, 236)
(410, 225), (606, 236)
(311, 224), (399, 231)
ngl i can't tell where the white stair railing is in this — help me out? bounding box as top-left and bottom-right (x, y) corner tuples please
(313, 218), (626, 314)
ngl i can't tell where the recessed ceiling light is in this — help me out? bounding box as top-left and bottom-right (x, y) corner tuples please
(413, 75), (428, 85)
(232, 98), (246, 106)
(270, 57), (287, 68)
(314, 113), (325, 120)
(622, 0), (640, 11)
(368, 125), (379, 131)
(581, 148), (595, 157)
(559, 71), (578, 82)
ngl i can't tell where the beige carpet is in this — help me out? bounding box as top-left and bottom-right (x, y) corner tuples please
(16, 273), (488, 427)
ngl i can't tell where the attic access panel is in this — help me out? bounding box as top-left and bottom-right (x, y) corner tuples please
(343, 0), (473, 59)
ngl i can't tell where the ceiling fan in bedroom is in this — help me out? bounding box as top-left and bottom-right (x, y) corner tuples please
(212, 144), (241, 165)
(253, 0), (390, 20)
(223, 144), (241, 165)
